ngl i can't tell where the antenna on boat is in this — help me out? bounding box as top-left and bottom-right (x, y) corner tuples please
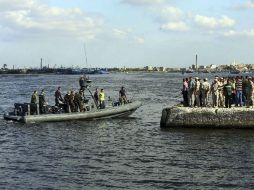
(84, 43), (88, 68)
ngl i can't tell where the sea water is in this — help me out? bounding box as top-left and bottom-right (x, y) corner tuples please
(0, 73), (253, 189)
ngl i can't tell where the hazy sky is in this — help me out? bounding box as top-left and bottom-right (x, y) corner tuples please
(0, 0), (254, 68)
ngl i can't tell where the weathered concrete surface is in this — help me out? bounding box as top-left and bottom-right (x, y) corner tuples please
(160, 106), (254, 128)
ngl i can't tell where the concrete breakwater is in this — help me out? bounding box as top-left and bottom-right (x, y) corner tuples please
(160, 106), (254, 128)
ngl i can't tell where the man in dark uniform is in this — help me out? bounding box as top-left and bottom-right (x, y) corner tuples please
(39, 89), (47, 114)
(55, 86), (63, 106)
(69, 91), (75, 112)
(94, 88), (99, 107)
(64, 91), (71, 113)
(79, 75), (89, 91)
(74, 91), (80, 112)
(79, 90), (85, 112)
(119, 86), (128, 104)
(31, 90), (39, 115)
(74, 90), (85, 112)
(223, 79), (234, 108)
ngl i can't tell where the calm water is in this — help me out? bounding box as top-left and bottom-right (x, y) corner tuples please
(0, 73), (254, 189)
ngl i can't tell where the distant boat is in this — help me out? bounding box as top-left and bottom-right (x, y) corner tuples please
(230, 70), (240, 74)
(82, 43), (110, 75)
(185, 69), (194, 73)
(202, 70), (209, 73)
(92, 68), (110, 74)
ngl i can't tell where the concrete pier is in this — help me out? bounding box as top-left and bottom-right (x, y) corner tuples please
(160, 106), (254, 128)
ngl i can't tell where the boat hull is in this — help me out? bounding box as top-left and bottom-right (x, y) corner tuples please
(4, 101), (142, 123)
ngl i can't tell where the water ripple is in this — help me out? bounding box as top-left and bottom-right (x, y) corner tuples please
(0, 73), (254, 189)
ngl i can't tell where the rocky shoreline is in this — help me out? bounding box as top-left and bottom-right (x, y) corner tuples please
(160, 106), (254, 128)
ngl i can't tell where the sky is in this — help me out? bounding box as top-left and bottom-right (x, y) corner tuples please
(1, 0), (254, 69)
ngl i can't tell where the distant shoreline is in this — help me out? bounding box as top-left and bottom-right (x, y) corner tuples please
(0, 69), (253, 75)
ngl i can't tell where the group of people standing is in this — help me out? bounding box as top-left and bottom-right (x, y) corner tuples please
(54, 86), (86, 113)
(30, 89), (47, 114)
(182, 76), (254, 108)
(30, 75), (128, 115)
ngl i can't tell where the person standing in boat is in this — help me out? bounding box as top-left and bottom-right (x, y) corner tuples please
(94, 88), (99, 107)
(31, 90), (39, 104)
(119, 86), (128, 104)
(74, 91), (80, 112)
(39, 89), (47, 114)
(55, 87), (63, 106)
(79, 90), (85, 112)
(69, 91), (75, 112)
(99, 89), (105, 109)
(79, 75), (89, 91)
(31, 90), (39, 115)
(64, 91), (71, 113)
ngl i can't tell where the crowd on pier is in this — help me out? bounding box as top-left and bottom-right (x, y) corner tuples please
(181, 76), (254, 108)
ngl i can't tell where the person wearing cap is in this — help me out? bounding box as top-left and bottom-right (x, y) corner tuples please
(119, 86), (128, 105)
(211, 78), (219, 108)
(54, 86), (63, 106)
(246, 77), (254, 108)
(188, 77), (195, 107)
(201, 78), (210, 107)
(194, 77), (201, 107)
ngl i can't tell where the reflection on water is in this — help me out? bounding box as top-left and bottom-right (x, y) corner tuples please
(0, 73), (254, 189)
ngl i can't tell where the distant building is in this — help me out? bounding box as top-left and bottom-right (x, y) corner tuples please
(207, 64), (217, 69)
(180, 68), (187, 72)
(144, 66), (153, 71)
(249, 64), (254, 71)
(159, 67), (166, 72)
(167, 68), (180, 72)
